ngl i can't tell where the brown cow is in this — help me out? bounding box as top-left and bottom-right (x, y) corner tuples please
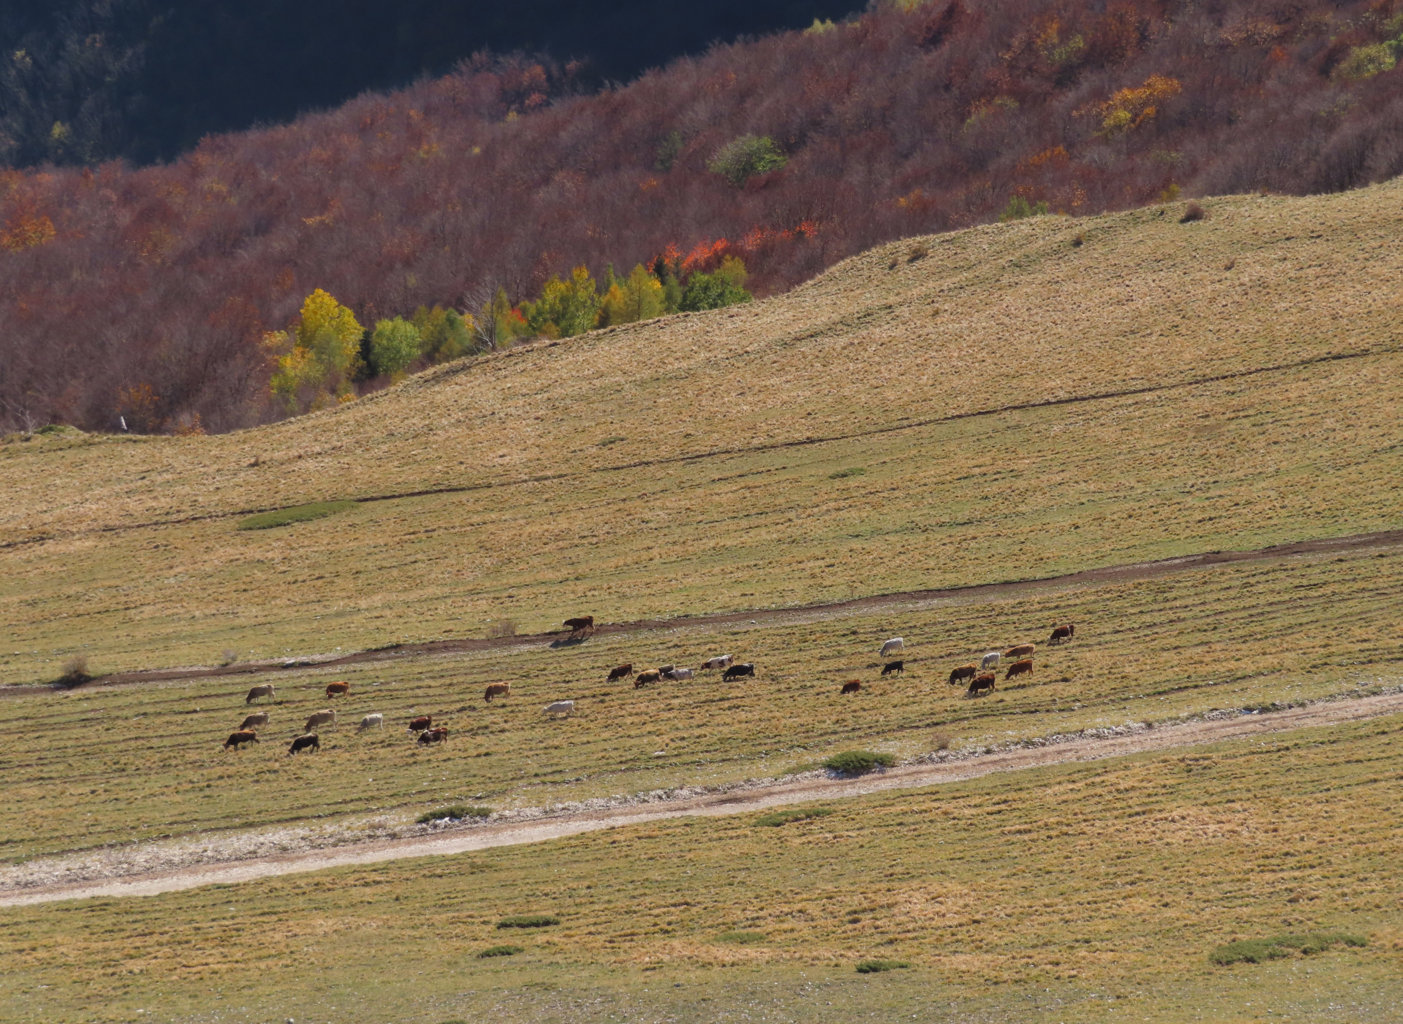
(239, 711), (270, 731)
(1005, 658), (1034, 681)
(967, 672), (996, 696)
(484, 682), (510, 702)
(563, 615), (594, 635)
(418, 727), (449, 745)
(408, 715), (432, 732)
(840, 679), (862, 694)
(288, 733), (320, 755)
(1005, 643), (1036, 659)
(948, 664), (977, 686)
(881, 660), (904, 676)
(634, 669), (662, 688)
(607, 663), (634, 682)
(1049, 624), (1075, 645)
(223, 730), (260, 750)
(245, 683), (275, 704)
(325, 680), (350, 698)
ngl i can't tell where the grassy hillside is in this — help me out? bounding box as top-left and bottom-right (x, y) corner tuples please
(3, 183), (1402, 685)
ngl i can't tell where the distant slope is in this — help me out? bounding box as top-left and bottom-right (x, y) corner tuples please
(3, 0), (1403, 433)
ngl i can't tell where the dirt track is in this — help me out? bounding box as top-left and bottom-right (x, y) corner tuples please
(5, 687), (1401, 907)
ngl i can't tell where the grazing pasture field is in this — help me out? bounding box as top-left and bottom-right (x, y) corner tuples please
(2, 714), (1401, 1023)
(1, 541), (1399, 864)
(3, 184), (1402, 683)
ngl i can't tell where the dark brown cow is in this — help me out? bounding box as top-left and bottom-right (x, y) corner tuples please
(223, 730), (260, 750)
(948, 664), (977, 686)
(634, 669), (663, 688)
(723, 663), (755, 681)
(841, 679), (862, 694)
(1005, 643), (1036, 659)
(408, 715), (432, 732)
(881, 660), (904, 676)
(967, 672), (996, 696)
(563, 615), (594, 635)
(325, 680), (350, 698)
(418, 727), (449, 745)
(1049, 624), (1075, 645)
(288, 733), (320, 755)
(1005, 658), (1034, 681)
(484, 682), (510, 702)
(607, 663), (634, 682)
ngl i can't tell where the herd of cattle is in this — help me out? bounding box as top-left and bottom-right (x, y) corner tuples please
(219, 617), (1075, 754)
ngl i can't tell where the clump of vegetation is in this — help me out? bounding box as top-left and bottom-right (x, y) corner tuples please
(486, 619), (517, 639)
(416, 805), (492, 824)
(856, 958), (911, 973)
(999, 194), (1049, 221)
(476, 944), (525, 958)
(1180, 202), (1207, 223)
(237, 500), (356, 530)
(754, 807), (834, 827)
(906, 243), (929, 262)
(823, 750), (897, 775)
(1209, 932), (1367, 966)
(53, 655), (93, 689)
(716, 930), (767, 944)
(496, 914), (560, 929)
(829, 466), (866, 480)
(707, 134), (787, 186)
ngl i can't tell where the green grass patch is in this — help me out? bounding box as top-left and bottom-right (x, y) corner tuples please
(496, 914), (560, 929)
(753, 807), (835, 827)
(855, 958), (911, 973)
(476, 944), (525, 958)
(823, 750), (897, 775)
(828, 466), (866, 479)
(236, 500), (357, 530)
(416, 805), (492, 824)
(1210, 932), (1368, 966)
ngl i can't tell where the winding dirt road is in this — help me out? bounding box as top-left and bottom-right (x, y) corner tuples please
(5, 687), (1401, 907)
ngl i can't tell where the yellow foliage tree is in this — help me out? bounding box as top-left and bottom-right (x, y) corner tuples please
(599, 264), (666, 326)
(1097, 75), (1182, 134)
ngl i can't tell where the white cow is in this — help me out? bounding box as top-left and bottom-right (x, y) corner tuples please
(980, 651), (1001, 671)
(880, 637), (904, 657)
(701, 655), (733, 671)
(304, 708), (337, 732)
(664, 667), (694, 681)
(357, 713), (384, 731)
(544, 700), (575, 718)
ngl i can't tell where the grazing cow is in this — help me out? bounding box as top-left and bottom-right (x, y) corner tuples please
(980, 651), (1001, 671)
(407, 714), (432, 733)
(223, 730), (260, 750)
(841, 680), (862, 694)
(948, 664), (978, 686)
(664, 667), (694, 681)
(656, 664), (675, 675)
(563, 615), (594, 635)
(288, 733), (320, 755)
(634, 669), (663, 688)
(723, 663), (756, 681)
(967, 672), (996, 696)
(325, 680), (350, 698)
(484, 682), (510, 702)
(1049, 624), (1075, 645)
(358, 713), (384, 731)
(304, 709), (337, 732)
(418, 727), (449, 745)
(239, 711), (270, 731)
(1005, 658), (1034, 681)
(245, 683), (275, 704)
(1005, 643), (1036, 660)
(544, 700), (575, 717)
(701, 655), (733, 671)
(881, 660), (904, 676)
(607, 663), (634, 682)
(879, 637), (904, 657)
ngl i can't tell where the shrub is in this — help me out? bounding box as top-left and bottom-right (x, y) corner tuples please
(477, 944), (524, 958)
(829, 467), (865, 479)
(486, 619), (517, 638)
(1332, 43), (1396, 80)
(856, 958), (911, 973)
(417, 805), (492, 824)
(1180, 202), (1207, 223)
(754, 807), (834, 827)
(496, 914), (560, 929)
(236, 500), (356, 530)
(54, 655), (92, 689)
(823, 750), (897, 775)
(1210, 932), (1367, 966)
(707, 134), (787, 186)
(906, 244), (929, 262)
(999, 195), (1049, 221)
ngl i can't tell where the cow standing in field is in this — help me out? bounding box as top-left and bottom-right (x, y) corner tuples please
(980, 651), (1001, 672)
(304, 709), (337, 732)
(223, 730), (259, 750)
(1005, 643), (1036, 660)
(245, 684), (275, 704)
(948, 664), (977, 686)
(484, 682), (510, 702)
(663, 667), (694, 681)
(967, 673), (996, 696)
(607, 663), (634, 682)
(723, 663), (756, 681)
(288, 733), (320, 754)
(881, 660), (904, 676)
(634, 669), (663, 688)
(1005, 658), (1034, 681)
(239, 711), (270, 732)
(1049, 624), (1075, 645)
(701, 655), (733, 671)
(544, 700), (575, 717)
(418, 727), (449, 745)
(563, 615), (594, 637)
(841, 680), (862, 695)
(325, 681), (350, 698)
(880, 638), (904, 657)
(408, 715), (432, 733)
(358, 713), (384, 731)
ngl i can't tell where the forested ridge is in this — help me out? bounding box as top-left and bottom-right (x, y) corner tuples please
(3, 0), (1402, 434)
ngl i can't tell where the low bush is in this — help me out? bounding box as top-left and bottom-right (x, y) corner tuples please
(496, 914), (560, 929)
(477, 944), (524, 958)
(1210, 932), (1367, 966)
(236, 500), (356, 530)
(54, 655), (92, 689)
(856, 958), (911, 973)
(753, 807), (834, 827)
(417, 805), (491, 824)
(823, 750), (897, 775)
(1180, 202), (1207, 223)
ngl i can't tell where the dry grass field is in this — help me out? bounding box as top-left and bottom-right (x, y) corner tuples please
(2, 182), (1402, 1023)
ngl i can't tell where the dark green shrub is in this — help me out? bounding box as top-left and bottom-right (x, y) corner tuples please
(477, 944), (524, 958)
(496, 914), (560, 929)
(828, 467), (865, 479)
(417, 805), (491, 824)
(823, 750), (897, 775)
(237, 500), (356, 530)
(856, 959), (911, 973)
(999, 195), (1048, 221)
(707, 134), (787, 186)
(753, 807), (834, 827)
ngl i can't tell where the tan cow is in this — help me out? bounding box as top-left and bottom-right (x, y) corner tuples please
(304, 709), (337, 732)
(239, 711), (270, 731)
(1005, 658), (1034, 681)
(484, 682), (510, 702)
(1005, 643), (1036, 660)
(245, 684), (275, 704)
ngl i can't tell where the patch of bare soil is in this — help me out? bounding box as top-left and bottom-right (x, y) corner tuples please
(4, 686), (1400, 907)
